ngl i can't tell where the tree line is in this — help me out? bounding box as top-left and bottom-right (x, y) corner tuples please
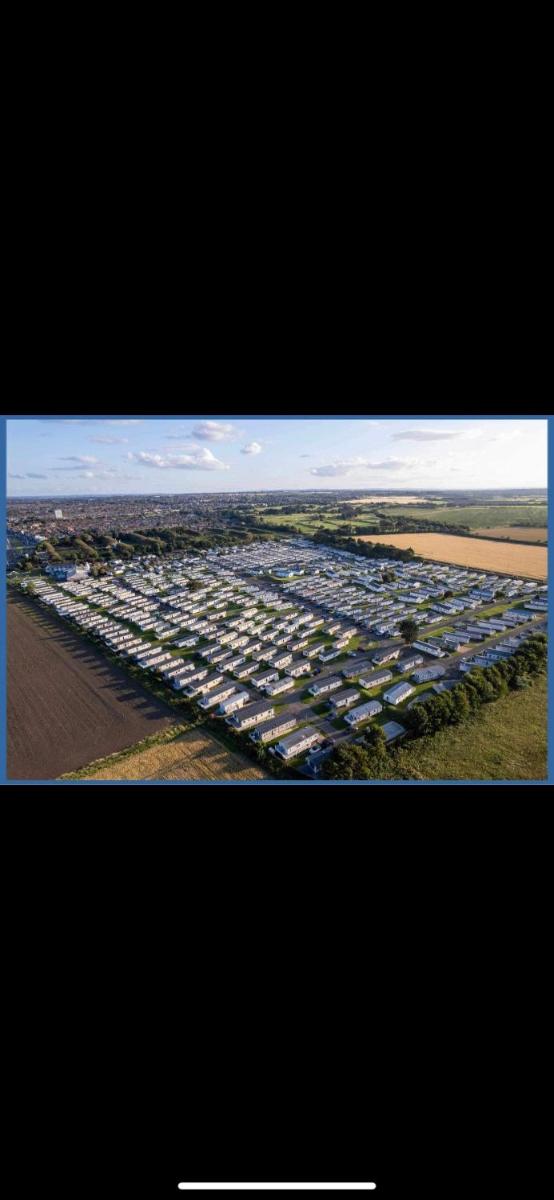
(322, 633), (547, 779)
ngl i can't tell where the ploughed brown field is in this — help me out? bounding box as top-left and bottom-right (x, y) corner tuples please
(473, 526), (547, 542)
(7, 593), (176, 779)
(357, 533), (547, 579)
(78, 730), (269, 781)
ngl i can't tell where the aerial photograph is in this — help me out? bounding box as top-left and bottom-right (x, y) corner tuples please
(5, 416), (548, 783)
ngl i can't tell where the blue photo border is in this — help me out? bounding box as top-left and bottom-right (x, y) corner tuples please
(1, 413), (550, 786)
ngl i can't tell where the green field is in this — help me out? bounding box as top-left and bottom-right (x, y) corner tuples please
(386, 674), (547, 780)
(377, 504), (547, 528)
(255, 509), (380, 532)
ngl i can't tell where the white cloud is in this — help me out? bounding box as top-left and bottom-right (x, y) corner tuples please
(89, 436), (129, 445)
(310, 457), (369, 478)
(59, 455), (99, 464)
(391, 429), (462, 442)
(310, 455), (421, 478)
(192, 420), (239, 442)
(241, 441), (262, 455)
(128, 447), (229, 471)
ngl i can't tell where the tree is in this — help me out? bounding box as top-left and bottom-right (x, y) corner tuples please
(364, 725), (387, 755)
(399, 617), (419, 644)
(450, 686), (471, 724)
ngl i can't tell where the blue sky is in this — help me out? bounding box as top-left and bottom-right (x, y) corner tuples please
(6, 417), (548, 496)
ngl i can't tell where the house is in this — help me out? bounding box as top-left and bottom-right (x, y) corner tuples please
(308, 675), (343, 697)
(358, 669), (393, 689)
(342, 660), (372, 680)
(411, 640), (445, 659)
(272, 651), (293, 669)
(218, 690), (251, 716)
(372, 646), (401, 665)
(287, 658), (311, 678)
(395, 654), (424, 673)
(265, 676), (295, 697)
(228, 700), (275, 731)
(344, 699), (383, 727)
(198, 683), (238, 710)
(328, 688), (360, 711)
(273, 726), (322, 760)
(173, 666), (208, 688)
(381, 720), (407, 743)
(319, 648), (341, 663)
(234, 662), (259, 679)
(185, 672), (224, 698)
(383, 682), (415, 706)
(303, 642), (326, 659)
(250, 715), (298, 743)
(442, 634), (466, 650)
(411, 666), (445, 684)
(252, 669), (279, 689)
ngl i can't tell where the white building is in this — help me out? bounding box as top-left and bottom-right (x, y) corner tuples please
(274, 726), (322, 760)
(383, 682), (415, 706)
(344, 699), (382, 726)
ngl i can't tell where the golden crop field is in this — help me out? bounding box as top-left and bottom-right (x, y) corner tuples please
(357, 533), (547, 579)
(79, 729), (270, 781)
(473, 526), (547, 543)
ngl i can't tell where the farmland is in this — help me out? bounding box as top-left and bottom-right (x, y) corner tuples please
(473, 526), (547, 542)
(64, 728), (270, 781)
(375, 503), (547, 528)
(7, 593), (176, 780)
(357, 533), (547, 579)
(345, 495), (430, 505)
(385, 674), (547, 781)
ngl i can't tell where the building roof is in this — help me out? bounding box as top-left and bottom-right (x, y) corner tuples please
(275, 725), (321, 753)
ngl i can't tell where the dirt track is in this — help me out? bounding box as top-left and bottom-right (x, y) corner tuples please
(7, 593), (175, 779)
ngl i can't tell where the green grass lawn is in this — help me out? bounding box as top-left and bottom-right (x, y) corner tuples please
(376, 504), (547, 528)
(386, 674), (547, 780)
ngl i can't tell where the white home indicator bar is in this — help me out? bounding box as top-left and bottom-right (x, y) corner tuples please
(177, 1187), (377, 1192)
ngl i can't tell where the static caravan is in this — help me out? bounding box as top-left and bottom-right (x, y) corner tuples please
(234, 662), (259, 679)
(273, 726), (322, 761)
(249, 715), (298, 744)
(383, 682), (415, 706)
(308, 675), (343, 698)
(372, 647), (401, 665)
(344, 699), (383, 727)
(173, 667), (208, 690)
(272, 651), (293, 669)
(328, 688), (360, 711)
(412, 641), (445, 659)
(228, 701), (276, 732)
(198, 683), (238, 710)
(303, 642), (326, 659)
(358, 669), (393, 689)
(252, 669), (279, 689)
(218, 690), (251, 717)
(287, 658), (311, 678)
(265, 676), (295, 697)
